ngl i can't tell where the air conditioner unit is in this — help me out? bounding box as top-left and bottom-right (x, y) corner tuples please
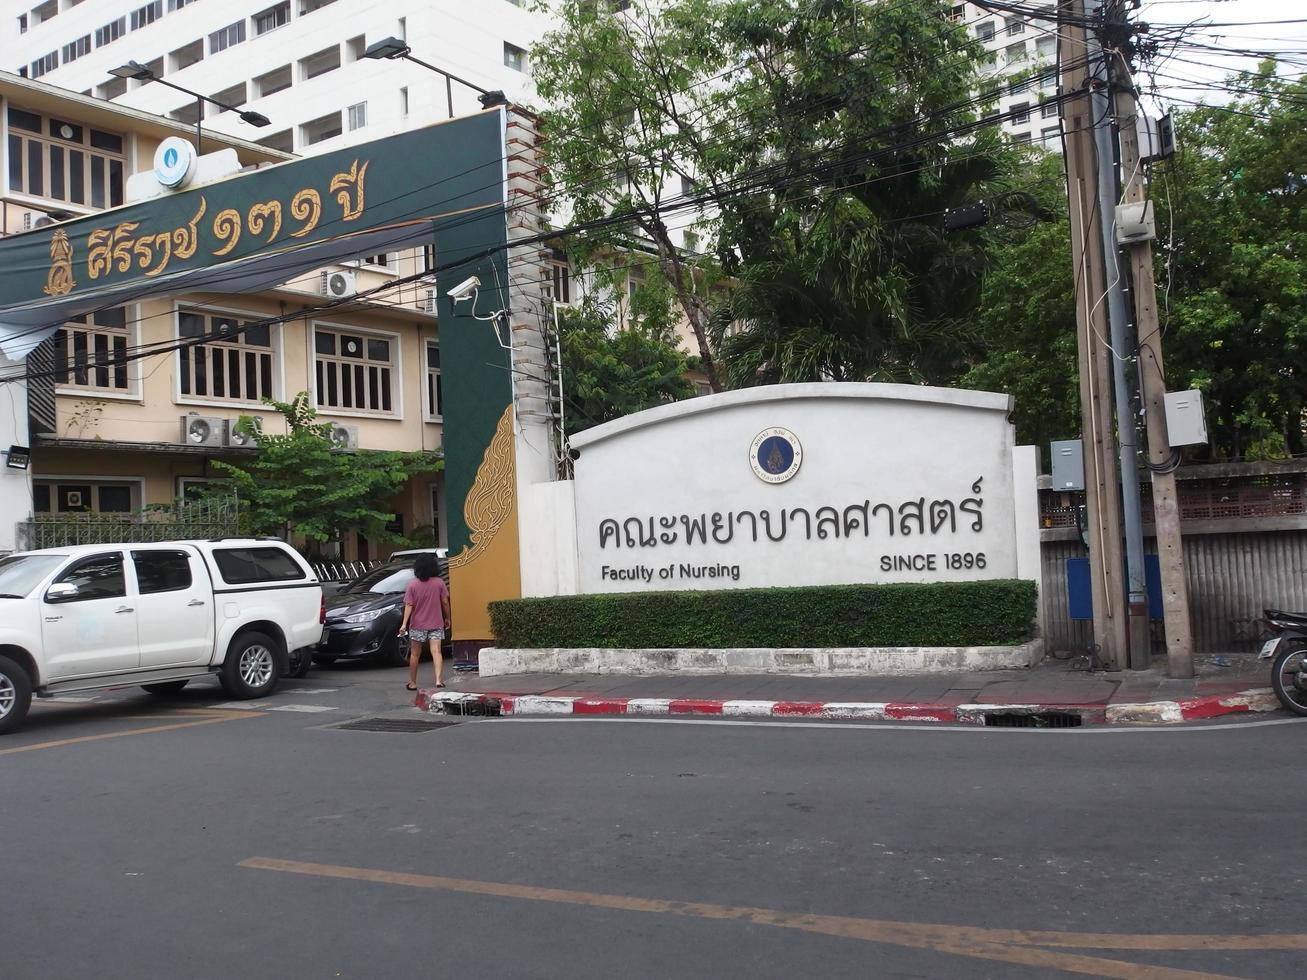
(326, 423), (359, 450)
(225, 414), (264, 448)
(180, 413), (225, 448)
(22, 210), (58, 231)
(323, 269), (356, 299)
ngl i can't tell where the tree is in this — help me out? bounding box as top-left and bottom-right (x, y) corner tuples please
(210, 393), (441, 549)
(533, 0), (1022, 390)
(559, 301), (697, 436)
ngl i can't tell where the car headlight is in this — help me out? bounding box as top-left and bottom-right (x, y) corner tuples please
(341, 608), (386, 624)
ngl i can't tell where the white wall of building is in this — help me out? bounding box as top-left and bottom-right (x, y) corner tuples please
(5, 0), (553, 155)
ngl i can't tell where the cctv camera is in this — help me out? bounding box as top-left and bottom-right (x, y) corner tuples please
(447, 275), (481, 302)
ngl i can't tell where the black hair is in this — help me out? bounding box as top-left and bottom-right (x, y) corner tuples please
(414, 554), (439, 582)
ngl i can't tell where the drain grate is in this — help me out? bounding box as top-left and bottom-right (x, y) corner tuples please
(983, 711), (1083, 729)
(332, 717), (463, 733)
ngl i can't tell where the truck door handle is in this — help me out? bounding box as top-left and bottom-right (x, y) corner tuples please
(187, 599), (205, 607)
(45, 615), (62, 623)
(115, 606), (134, 614)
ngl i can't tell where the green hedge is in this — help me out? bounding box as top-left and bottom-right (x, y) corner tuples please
(490, 580), (1037, 649)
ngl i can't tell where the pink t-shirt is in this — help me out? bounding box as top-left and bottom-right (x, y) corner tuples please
(404, 576), (448, 630)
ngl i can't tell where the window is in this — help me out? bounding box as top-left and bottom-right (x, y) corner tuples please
(6, 107), (125, 207)
(32, 0), (57, 26)
(177, 308), (275, 403)
(209, 20), (246, 54)
(208, 83), (247, 115)
(683, 230), (700, 253)
(30, 52), (59, 79)
(1041, 100), (1059, 119)
(356, 252), (391, 269)
(1038, 67), (1058, 90)
(397, 16), (406, 39)
(169, 39), (204, 72)
(54, 307), (130, 392)
(948, 4), (964, 23)
(129, 1), (162, 31)
(430, 484), (442, 546)
(253, 64), (292, 98)
(548, 249), (571, 304)
(1011, 102), (1030, 124)
(345, 34), (366, 61)
(399, 86), (409, 116)
(1008, 76), (1031, 96)
(300, 0), (337, 12)
(1005, 41), (1027, 64)
(425, 342), (442, 419)
(300, 112), (342, 146)
(347, 101), (367, 131)
(95, 17), (126, 47)
(35, 482), (137, 515)
(1036, 35), (1056, 59)
(299, 45), (340, 81)
(97, 77), (127, 100)
(213, 547), (305, 585)
(53, 554), (126, 601)
(171, 102), (201, 126)
(17, 13), (27, 33)
(314, 326), (397, 415)
(62, 35), (91, 64)
(503, 42), (527, 72)
(168, 0), (200, 10)
(253, 2), (289, 35)
(256, 129), (293, 152)
(132, 551), (193, 594)
(627, 266), (645, 303)
(1041, 125), (1061, 145)
(976, 21), (994, 42)
(1013, 131), (1032, 145)
(1005, 16), (1025, 36)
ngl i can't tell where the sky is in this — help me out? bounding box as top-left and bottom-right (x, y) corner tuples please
(1136, 0), (1307, 107)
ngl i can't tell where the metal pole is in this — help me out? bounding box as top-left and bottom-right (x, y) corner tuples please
(1061, 0), (1128, 670)
(446, 74), (454, 119)
(195, 94), (202, 152)
(1110, 48), (1196, 678)
(1088, 18), (1150, 670)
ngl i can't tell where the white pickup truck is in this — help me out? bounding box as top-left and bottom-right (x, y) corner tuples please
(0, 539), (323, 734)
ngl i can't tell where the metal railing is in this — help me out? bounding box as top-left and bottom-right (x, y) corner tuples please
(17, 498), (239, 550)
(310, 559), (384, 583)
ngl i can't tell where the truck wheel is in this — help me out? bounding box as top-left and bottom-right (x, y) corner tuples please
(142, 681), (190, 696)
(0, 655), (34, 736)
(220, 631), (281, 700)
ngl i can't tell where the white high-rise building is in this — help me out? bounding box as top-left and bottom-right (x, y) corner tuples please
(3, 0), (553, 155)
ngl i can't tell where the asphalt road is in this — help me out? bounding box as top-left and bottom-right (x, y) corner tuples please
(2, 662), (1305, 979)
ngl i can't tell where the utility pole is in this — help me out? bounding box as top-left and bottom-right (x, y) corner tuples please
(1059, 0), (1128, 670)
(1106, 37), (1196, 678)
(1088, 7), (1151, 670)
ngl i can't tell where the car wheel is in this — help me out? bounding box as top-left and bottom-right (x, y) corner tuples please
(287, 647), (313, 679)
(142, 680), (190, 696)
(0, 655), (33, 736)
(312, 653), (338, 667)
(220, 631), (281, 700)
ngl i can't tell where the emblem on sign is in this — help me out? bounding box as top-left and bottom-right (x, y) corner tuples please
(42, 229), (75, 297)
(153, 136), (197, 189)
(749, 427), (802, 484)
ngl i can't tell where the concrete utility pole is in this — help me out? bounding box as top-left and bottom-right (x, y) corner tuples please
(1059, 0), (1129, 670)
(1107, 43), (1196, 678)
(1088, 10), (1151, 670)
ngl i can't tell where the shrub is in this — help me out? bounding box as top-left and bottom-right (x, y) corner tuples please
(490, 580), (1037, 649)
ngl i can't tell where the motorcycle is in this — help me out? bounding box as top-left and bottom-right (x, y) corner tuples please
(1259, 609), (1307, 716)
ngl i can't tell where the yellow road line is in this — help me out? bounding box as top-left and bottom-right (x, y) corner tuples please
(1, 709), (260, 756)
(240, 857), (1302, 979)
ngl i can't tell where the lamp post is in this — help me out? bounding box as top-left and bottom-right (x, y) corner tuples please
(108, 61), (271, 153)
(360, 37), (505, 118)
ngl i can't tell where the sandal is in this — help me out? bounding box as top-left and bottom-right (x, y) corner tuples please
(435, 682), (446, 689)
(405, 683), (418, 691)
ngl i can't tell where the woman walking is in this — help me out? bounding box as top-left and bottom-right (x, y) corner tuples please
(399, 553), (451, 692)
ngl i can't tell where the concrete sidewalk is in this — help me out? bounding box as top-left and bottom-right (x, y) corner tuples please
(418, 653), (1285, 725)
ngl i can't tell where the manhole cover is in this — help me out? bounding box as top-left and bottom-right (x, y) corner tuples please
(983, 712), (1083, 729)
(332, 717), (463, 733)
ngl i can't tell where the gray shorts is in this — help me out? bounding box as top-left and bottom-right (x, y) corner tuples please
(408, 628), (446, 644)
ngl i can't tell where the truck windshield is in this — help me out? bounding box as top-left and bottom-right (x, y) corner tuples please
(0, 554), (68, 597)
(344, 564), (414, 595)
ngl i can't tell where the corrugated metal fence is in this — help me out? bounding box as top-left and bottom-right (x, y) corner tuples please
(1039, 461), (1307, 654)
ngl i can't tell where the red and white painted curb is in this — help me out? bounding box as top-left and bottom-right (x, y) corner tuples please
(416, 687), (1283, 725)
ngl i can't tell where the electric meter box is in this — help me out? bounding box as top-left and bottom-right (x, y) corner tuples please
(1164, 389), (1208, 447)
(1050, 439), (1086, 491)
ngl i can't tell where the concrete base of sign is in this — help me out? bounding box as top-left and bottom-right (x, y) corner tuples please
(479, 639), (1044, 677)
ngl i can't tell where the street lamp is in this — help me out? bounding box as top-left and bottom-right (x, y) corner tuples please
(361, 37), (505, 118)
(108, 61), (271, 152)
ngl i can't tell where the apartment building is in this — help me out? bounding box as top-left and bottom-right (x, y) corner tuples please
(949, 2), (1063, 150)
(0, 72), (448, 557)
(5, 0), (551, 155)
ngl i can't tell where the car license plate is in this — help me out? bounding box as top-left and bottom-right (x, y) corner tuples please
(1260, 638), (1280, 659)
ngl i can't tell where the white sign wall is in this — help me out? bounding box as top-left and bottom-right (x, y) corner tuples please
(565, 383), (1023, 594)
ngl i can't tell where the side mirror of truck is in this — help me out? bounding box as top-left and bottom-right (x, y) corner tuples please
(45, 582), (80, 603)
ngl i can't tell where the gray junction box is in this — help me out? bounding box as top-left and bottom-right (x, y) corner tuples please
(1050, 439), (1086, 491)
